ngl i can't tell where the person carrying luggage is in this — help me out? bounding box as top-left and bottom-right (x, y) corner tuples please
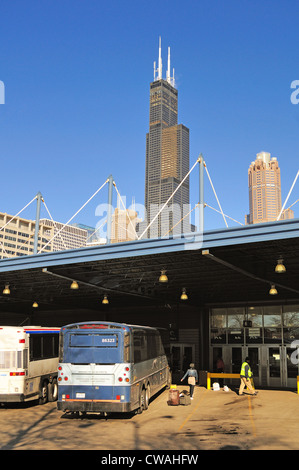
(181, 363), (198, 399)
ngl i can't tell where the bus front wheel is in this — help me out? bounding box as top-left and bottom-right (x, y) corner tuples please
(48, 378), (58, 402)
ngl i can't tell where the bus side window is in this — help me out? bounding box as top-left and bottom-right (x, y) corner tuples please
(30, 334), (59, 361)
(30, 335), (42, 361)
(124, 333), (130, 363)
(133, 332), (147, 363)
(147, 332), (158, 359)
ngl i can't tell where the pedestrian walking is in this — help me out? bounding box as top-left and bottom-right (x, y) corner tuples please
(216, 355), (225, 387)
(181, 363), (198, 399)
(239, 357), (257, 396)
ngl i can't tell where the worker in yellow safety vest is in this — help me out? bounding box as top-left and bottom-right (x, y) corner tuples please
(239, 357), (257, 396)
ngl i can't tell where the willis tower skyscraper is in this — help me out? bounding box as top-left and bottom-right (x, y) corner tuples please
(142, 38), (190, 239)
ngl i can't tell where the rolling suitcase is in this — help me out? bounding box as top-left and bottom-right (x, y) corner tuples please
(179, 394), (191, 406)
(168, 389), (180, 406)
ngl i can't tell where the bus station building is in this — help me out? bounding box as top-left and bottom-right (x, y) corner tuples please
(0, 218), (299, 389)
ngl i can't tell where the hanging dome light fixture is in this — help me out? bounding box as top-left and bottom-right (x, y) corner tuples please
(3, 284), (10, 295)
(269, 284), (278, 295)
(102, 295), (109, 305)
(159, 270), (168, 283)
(180, 288), (188, 300)
(70, 280), (79, 290)
(275, 259), (286, 273)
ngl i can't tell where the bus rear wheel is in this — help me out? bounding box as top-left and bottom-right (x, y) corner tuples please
(137, 388), (146, 414)
(39, 380), (48, 405)
(144, 385), (150, 410)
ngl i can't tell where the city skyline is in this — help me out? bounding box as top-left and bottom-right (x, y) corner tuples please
(0, 1), (298, 234)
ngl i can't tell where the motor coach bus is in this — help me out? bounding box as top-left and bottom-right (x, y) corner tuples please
(0, 326), (60, 404)
(57, 321), (171, 415)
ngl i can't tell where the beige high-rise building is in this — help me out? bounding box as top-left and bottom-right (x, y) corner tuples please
(246, 152), (294, 224)
(0, 213), (91, 259)
(0, 212), (54, 258)
(111, 208), (141, 244)
(40, 219), (87, 251)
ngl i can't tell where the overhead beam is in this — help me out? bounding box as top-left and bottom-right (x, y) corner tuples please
(202, 249), (299, 295)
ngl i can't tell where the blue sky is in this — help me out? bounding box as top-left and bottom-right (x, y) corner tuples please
(0, 0), (298, 233)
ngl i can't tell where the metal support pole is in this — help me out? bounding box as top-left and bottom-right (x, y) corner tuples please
(106, 175), (113, 244)
(33, 191), (42, 254)
(199, 154), (204, 233)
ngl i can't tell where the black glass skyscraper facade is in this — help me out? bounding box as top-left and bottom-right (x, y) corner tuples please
(143, 40), (190, 239)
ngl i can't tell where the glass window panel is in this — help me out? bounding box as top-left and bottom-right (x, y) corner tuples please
(248, 307), (263, 327)
(269, 348), (281, 377)
(211, 315), (227, 328)
(283, 327), (299, 344)
(264, 327), (282, 343)
(227, 307), (245, 328)
(283, 305), (299, 327)
(263, 306), (282, 327)
(246, 327), (263, 343)
(228, 329), (244, 344)
(211, 328), (226, 344)
(286, 348), (299, 378)
(211, 309), (227, 328)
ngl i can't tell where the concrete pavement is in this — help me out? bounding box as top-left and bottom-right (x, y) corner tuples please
(0, 384), (299, 450)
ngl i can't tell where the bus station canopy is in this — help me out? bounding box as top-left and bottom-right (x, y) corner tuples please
(0, 219), (299, 315)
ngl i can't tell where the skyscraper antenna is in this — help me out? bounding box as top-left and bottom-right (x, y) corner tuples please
(158, 36), (162, 80)
(153, 37), (162, 80)
(166, 47), (171, 83)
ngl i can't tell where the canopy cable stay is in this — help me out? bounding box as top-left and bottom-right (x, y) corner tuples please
(277, 169), (299, 221)
(0, 195), (37, 259)
(204, 164), (228, 228)
(113, 182), (139, 240)
(85, 219), (107, 244)
(162, 203), (199, 238)
(38, 179), (108, 253)
(0, 195), (37, 233)
(41, 199), (68, 251)
(138, 157), (199, 240)
(205, 203), (244, 225)
(162, 200), (243, 239)
(286, 198), (299, 210)
(0, 241), (9, 258)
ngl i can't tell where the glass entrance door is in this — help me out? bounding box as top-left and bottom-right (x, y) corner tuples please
(221, 346), (245, 374)
(267, 347), (282, 387)
(245, 347), (261, 386)
(219, 347), (261, 386)
(284, 347), (299, 388)
(170, 343), (195, 383)
(231, 347), (243, 373)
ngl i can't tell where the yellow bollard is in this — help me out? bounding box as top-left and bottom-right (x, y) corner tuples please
(207, 376), (211, 390)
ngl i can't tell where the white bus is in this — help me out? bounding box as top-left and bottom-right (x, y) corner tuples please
(0, 326), (60, 404)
